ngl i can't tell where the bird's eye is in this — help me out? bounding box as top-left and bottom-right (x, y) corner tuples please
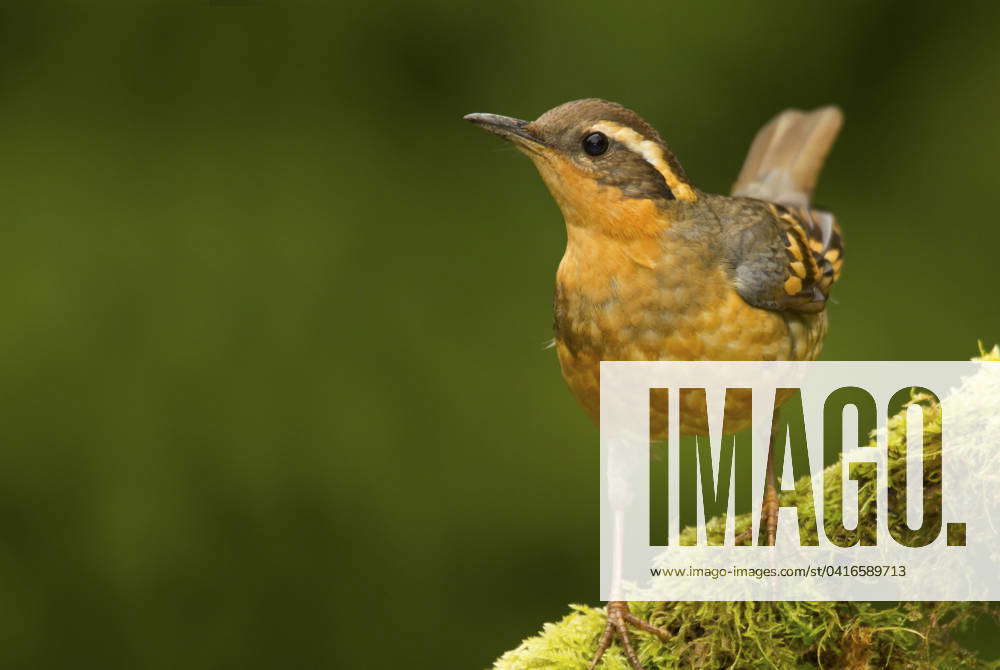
(582, 132), (609, 156)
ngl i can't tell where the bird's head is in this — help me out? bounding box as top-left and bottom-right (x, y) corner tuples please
(465, 98), (697, 233)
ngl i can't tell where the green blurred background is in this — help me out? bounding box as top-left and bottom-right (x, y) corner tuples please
(0, 2), (998, 668)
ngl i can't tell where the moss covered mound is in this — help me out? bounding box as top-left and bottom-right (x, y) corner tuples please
(493, 346), (1000, 669)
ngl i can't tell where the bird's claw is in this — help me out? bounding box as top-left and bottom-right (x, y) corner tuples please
(588, 601), (669, 670)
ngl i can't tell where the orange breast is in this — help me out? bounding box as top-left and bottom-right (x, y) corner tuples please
(553, 228), (826, 436)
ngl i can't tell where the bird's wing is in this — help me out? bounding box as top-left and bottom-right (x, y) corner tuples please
(724, 200), (843, 314)
(724, 106), (844, 314)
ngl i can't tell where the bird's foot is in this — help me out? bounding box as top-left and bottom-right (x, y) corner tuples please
(588, 600), (669, 670)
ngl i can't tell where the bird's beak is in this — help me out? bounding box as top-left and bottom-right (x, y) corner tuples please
(463, 113), (547, 153)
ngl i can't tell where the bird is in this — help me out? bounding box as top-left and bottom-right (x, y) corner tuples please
(465, 98), (843, 670)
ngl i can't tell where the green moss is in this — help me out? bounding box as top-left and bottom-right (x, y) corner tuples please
(493, 346), (1000, 669)
(495, 600), (994, 669)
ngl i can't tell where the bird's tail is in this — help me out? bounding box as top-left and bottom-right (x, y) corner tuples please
(731, 106), (843, 208)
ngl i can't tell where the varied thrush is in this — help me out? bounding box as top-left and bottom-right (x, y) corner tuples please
(466, 98), (843, 670)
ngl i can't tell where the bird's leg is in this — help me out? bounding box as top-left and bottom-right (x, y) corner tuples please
(588, 601), (669, 670)
(733, 407), (781, 546)
(762, 436), (778, 546)
(761, 406), (781, 546)
(590, 469), (669, 670)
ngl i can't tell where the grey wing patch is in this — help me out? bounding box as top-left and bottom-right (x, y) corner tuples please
(724, 200), (842, 314)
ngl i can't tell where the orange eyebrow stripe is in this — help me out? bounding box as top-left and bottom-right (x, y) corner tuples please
(591, 121), (697, 202)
